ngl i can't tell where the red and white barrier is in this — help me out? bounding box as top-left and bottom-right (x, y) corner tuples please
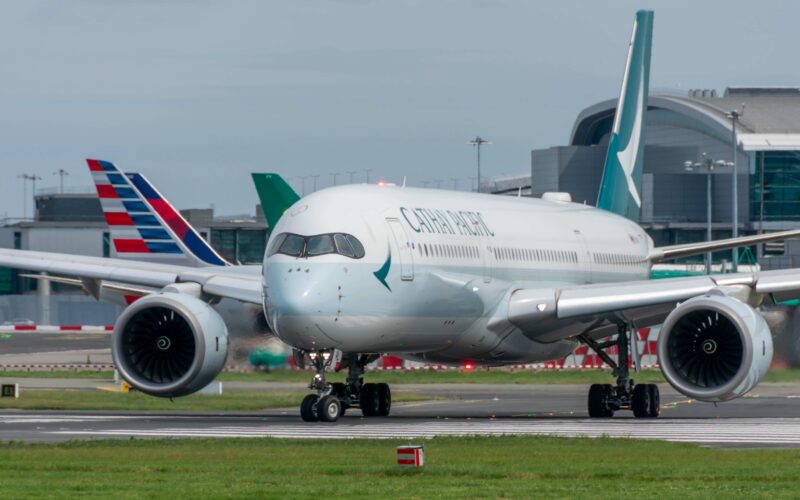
(0, 325), (113, 334)
(369, 327), (662, 371)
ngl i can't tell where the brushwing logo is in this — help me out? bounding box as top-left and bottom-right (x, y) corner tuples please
(374, 249), (392, 291)
(615, 58), (645, 208)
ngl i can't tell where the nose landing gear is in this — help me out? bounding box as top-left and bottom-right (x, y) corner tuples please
(579, 324), (660, 419)
(298, 350), (392, 422)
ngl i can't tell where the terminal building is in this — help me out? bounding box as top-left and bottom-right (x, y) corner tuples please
(532, 87), (800, 269)
(0, 192), (268, 323)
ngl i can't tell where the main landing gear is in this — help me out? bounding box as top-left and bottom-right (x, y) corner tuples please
(579, 324), (660, 418)
(298, 350), (392, 423)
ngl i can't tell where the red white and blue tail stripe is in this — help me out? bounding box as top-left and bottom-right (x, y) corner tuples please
(87, 159), (230, 267)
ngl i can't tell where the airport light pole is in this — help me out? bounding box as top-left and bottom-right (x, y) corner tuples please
(684, 154), (732, 274)
(363, 169), (373, 183)
(299, 175), (308, 196)
(468, 136), (490, 192)
(346, 170), (358, 184)
(17, 173), (42, 220)
(451, 177), (459, 190)
(726, 107), (744, 272)
(53, 169), (69, 193)
(434, 179), (443, 189)
(330, 172), (340, 186)
(311, 174), (320, 193)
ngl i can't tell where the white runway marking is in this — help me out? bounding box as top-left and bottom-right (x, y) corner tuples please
(0, 415), (138, 424)
(45, 418), (800, 445)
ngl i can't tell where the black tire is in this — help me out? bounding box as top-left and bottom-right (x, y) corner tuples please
(646, 384), (660, 418)
(300, 394), (319, 422)
(360, 383), (379, 417)
(633, 384), (660, 418)
(588, 384), (614, 418)
(376, 383), (391, 417)
(317, 395), (342, 422)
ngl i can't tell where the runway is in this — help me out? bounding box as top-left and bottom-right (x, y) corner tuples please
(3, 413), (800, 446)
(2, 382), (800, 446)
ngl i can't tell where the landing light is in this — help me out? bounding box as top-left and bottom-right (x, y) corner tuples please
(464, 362), (475, 371)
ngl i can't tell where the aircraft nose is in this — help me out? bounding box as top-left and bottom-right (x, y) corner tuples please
(264, 261), (338, 349)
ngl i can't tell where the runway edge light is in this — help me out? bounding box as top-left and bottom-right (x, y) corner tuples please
(397, 445), (424, 468)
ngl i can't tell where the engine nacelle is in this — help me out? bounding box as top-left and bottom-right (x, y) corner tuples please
(658, 293), (773, 402)
(112, 292), (229, 397)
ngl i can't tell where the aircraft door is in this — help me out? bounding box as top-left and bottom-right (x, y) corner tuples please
(482, 237), (492, 283)
(386, 218), (414, 281)
(573, 229), (593, 284)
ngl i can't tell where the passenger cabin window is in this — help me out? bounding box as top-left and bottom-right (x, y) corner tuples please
(271, 232), (365, 259)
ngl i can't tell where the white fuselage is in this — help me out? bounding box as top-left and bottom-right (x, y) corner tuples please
(263, 185), (652, 365)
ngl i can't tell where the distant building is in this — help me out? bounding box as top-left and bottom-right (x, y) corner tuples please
(531, 87), (800, 269)
(0, 193), (269, 295)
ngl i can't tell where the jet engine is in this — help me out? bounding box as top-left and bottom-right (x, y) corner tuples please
(112, 292), (229, 397)
(658, 293), (773, 402)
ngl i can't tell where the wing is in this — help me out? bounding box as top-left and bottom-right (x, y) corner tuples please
(507, 269), (800, 342)
(650, 229), (800, 262)
(0, 249), (263, 305)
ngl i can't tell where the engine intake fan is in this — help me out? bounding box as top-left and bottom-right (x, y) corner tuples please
(658, 293), (772, 402)
(112, 292), (228, 397)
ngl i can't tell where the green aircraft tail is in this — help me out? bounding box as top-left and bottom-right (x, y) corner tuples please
(251, 173), (301, 229)
(596, 10), (654, 222)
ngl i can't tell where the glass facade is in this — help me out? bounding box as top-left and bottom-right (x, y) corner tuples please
(751, 150), (800, 221)
(210, 228), (268, 264)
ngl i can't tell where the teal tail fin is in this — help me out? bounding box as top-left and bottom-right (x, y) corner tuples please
(596, 9), (654, 222)
(251, 173), (301, 230)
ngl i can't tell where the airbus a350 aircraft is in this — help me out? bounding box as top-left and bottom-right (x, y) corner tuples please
(3, 10), (800, 422)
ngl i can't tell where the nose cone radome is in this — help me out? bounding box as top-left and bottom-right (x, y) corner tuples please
(264, 261), (340, 349)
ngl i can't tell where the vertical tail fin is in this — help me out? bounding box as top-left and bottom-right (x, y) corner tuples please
(87, 159), (230, 267)
(596, 10), (654, 222)
(251, 173), (301, 230)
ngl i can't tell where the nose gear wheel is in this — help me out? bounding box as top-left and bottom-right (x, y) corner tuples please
(296, 351), (390, 423)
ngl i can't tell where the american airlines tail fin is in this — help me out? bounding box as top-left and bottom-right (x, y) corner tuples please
(87, 159), (230, 267)
(251, 173), (301, 229)
(596, 10), (654, 222)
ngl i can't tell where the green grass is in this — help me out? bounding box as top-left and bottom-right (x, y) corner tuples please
(0, 390), (430, 412)
(1, 436), (800, 498)
(219, 368), (670, 385)
(3, 367), (800, 385)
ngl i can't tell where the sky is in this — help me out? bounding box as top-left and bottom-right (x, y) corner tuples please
(1, 0), (798, 218)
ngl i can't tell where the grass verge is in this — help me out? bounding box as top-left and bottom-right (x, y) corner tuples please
(0, 390), (430, 411)
(3, 368), (800, 384)
(1, 436), (799, 498)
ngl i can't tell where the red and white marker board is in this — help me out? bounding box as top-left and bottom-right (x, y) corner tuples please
(397, 445), (424, 467)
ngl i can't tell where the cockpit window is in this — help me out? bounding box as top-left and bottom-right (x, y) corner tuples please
(267, 233), (287, 257)
(334, 234), (355, 258)
(271, 232), (365, 259)
(278, 234), (305, 257)
(346, 235), (365, 258)
(307, 234), (335, 256)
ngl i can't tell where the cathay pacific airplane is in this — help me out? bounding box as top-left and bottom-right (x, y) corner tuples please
(3, 10), (800, 423)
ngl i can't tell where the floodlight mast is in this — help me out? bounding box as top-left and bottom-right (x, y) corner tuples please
(53, 169), (69, 193)
(468, 136), (490, 192)
(726, 105), (744, 272)
(17, 173), (42, 220)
